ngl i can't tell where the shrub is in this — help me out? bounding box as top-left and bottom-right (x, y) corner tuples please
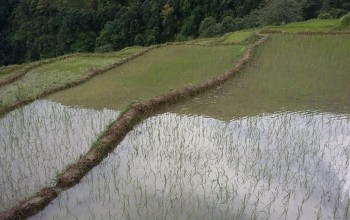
(134, 34), (145, 46)
(318, 12), (332, 19)
(175, 34), (187, 42)
(94, 44), (114, 53)
(340, 13), (350, 26)
(257, 0), (302, 25)
(199, 17), (221, 38)
(221, 16), (235, 33)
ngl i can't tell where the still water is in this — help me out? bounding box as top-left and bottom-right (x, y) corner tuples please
(0, 100), (118, 211)
(32, 111), (350, 219)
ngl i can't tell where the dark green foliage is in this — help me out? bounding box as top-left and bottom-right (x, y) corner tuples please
(256, 0), (303, 25)
(340, 12), (350, 25)
(0, 0), (349, 65)
(94, 44), (113, 53)
(199, 17), (221, 37)
(134, 34), (145, 46)
(221, 16), (236, 33)
(318, 12), (333, 18)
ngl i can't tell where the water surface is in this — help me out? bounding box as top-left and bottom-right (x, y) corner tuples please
(0, 100), (118, 211)
(171, 35), (350, 120)
(32, 112), (350, 219)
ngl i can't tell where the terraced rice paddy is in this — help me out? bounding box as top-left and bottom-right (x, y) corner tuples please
(29, 34), (350, 219)
(0, 42), (246, 216)
(1, 27), (350, 219)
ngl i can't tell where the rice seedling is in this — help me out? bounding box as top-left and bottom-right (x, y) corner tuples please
(0, 100), (119, 211)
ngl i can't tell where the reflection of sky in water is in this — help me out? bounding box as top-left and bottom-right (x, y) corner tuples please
(0, 100), (119, 211)
(32, 111), (350, 220)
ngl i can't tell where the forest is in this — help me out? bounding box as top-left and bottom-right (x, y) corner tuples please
(0, 0), (349, 65)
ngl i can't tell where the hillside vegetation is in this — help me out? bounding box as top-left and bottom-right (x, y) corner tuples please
(1, 0), (349, 65)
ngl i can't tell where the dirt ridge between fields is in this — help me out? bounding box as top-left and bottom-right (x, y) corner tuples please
(0, 34), (268, 220)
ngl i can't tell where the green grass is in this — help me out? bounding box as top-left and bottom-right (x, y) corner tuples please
(336, 13), (350, 31)
(221, 30), (255, 44)
(0, 47), (146, 107)
(48, 44), (245, 110)
(171, 34), (350, 120)
(263, 19), (339, 32)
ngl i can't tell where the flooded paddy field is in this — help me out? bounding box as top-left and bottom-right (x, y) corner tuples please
(32, 112), (350, 219)
(0, 43), (244, 215)
(173, 34), (350, 119)
(0, 100), (118, 211)
(31, 34), (350, 219)
(48, 44), (245, 111)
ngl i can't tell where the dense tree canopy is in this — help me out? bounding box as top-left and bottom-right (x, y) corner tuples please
(0, 0), (348, 65)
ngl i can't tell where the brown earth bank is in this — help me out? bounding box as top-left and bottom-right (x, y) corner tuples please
(0, 188), (60, 220)
(0, 34), (268, 220)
